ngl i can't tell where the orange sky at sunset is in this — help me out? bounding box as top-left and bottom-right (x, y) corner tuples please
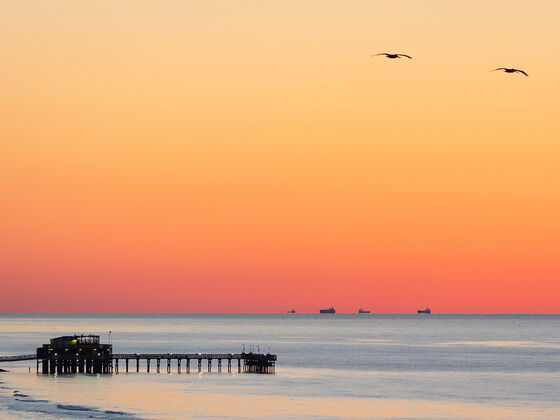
(1, 1), (559, 313)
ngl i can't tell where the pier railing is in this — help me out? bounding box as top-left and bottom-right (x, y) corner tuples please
(112, 353), (243, 359)
(0, 354), (36, 362)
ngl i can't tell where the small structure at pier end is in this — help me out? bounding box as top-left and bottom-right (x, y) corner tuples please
(37, 335), (112, 374)
(242, 352), (276, 373)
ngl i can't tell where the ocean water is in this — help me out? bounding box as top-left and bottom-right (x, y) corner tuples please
(0, 314), (559, 419)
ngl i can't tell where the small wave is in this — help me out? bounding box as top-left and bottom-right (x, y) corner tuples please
(57, 404), (94, 412)
(19, 398), (49, 403)
(13, 392), (29, 397)
(436, 340), (560, 348)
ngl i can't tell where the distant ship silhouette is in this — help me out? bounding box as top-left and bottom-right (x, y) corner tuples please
(319, 307), (336, 314)
(417, 307), (431, 314)
(358, 308), (371, 314)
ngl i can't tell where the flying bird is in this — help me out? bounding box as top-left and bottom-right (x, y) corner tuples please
(372, 53), (412, 59)
(493, 67), (529, 77)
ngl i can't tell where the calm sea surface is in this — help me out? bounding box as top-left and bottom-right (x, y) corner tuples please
(0, 314), (559, 419)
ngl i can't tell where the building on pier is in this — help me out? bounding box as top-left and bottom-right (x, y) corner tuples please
(36, 335), (112, 374)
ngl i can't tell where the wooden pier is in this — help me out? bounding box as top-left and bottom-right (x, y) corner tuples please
(32, 352), (276, 375)
(0, 335), (276, 375)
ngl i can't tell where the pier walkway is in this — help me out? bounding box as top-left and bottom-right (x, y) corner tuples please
(1, 352), (276, 374)
(0, 354), (36, 362)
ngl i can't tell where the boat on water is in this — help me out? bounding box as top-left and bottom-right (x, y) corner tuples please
(417, 307), (431, 314)
(319, 307), (336, 314)
(358, 308), (370, 314)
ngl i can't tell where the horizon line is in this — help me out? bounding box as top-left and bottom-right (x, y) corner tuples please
(1, 312), (559, 316)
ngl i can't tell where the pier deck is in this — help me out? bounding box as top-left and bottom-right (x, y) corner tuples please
(1, 352), (276, 374)
(0, 354), (36, 362)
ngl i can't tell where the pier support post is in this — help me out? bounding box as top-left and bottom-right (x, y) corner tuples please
(218, 359), (222, 373)
(136, 358), (139, 373)
(186, 358), (190, 374)
(198, 358), (202, 373)
(157, 359), (160, 373)
(78, 359), (84, 373)
(208, 359), (212, 373)
(177, 359), (181, 374)
(115, 359), (119, 374)
(93, 358), (101, 374)
(167, 359), (171, 373)
(147, 359), (150, 373)
(42, 359), (48, 374)
(125, 359), (129, 373)
(227, 359), (231, 373)
(238, 359), (241, 373)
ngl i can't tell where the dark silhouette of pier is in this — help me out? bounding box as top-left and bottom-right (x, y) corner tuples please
(0, 335), (276, 375)
(32, 352), (275, 375)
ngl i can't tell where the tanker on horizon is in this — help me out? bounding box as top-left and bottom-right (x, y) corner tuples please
(319, 307), (336, 314)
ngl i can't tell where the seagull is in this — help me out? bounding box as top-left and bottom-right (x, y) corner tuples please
(372, 53), (412, 59)
(493, 67), (528, 77)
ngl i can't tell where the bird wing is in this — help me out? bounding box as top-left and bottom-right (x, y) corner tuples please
(492, 68), (507, 71)
(398, 54), (412, 59)
(372, 53), (388, 57)
(517, 70), (529, 77)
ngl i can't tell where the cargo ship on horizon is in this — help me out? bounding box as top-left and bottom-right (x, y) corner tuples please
(319, 307), (336, 314)
(417, 307), (431, 314)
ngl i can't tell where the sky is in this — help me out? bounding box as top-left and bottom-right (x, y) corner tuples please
(1, 1), (559, 313)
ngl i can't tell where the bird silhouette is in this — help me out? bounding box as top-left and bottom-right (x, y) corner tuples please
(493, 67), (529, 77)
(372, 53), (412, 59)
